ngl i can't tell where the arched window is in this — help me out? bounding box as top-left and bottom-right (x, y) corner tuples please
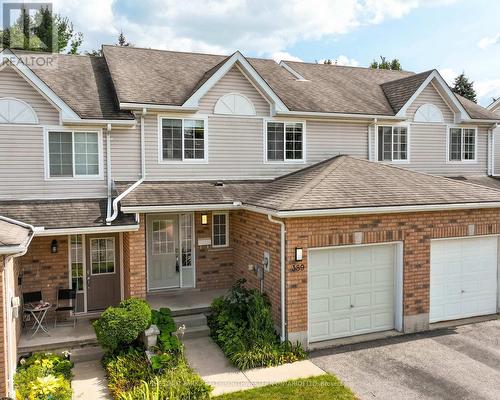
(414, 103), (444, 123)
(214, 93), (256, 116)
(0, 97), (38, 124)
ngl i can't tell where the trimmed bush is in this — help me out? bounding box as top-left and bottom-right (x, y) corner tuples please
(208, 279), (306, 370)
(15, 352), (73, 400)
(94, 298), (152, 353)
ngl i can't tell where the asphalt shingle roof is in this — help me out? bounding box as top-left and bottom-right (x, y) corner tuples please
(0, 198), (136, 229)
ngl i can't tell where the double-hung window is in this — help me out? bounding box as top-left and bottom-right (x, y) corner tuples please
(212, 212), (229, 247)
(377, 126), (408, 162)
(266, 121), (304, 162)
(47, 130), (100, 178)
(161, 118), (206, 161)
(448, 127), (476, 162)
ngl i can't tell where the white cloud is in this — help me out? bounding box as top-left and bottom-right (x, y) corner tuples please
(475, 79), (500, 106)
(478, 33), (500, 50)
(48, 0), (457, 58)
(439, 68), (458, 85)
(316, 55), (360, 66)
(270, 52), (303, 62)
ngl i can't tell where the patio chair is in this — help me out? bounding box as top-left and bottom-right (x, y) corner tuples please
(54, 288), (77, 328)
(22, 291), (43, 330)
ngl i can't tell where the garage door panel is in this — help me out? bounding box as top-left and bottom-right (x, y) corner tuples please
(309, 244), (396, 342)
(310, 297), (330, 315)
(430, 237), (498, 323)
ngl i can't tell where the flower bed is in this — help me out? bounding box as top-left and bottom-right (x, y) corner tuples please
(207, 279), (306, 370)
(95, 298), (211, 400)
(14, 352), (73, 400)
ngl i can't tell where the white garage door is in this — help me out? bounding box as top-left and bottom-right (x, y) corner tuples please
(308, 244), (396, 343)
(430, 236), (498, 323)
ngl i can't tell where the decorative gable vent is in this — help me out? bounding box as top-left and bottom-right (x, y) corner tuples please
(214, 93), (256, 116)
(0, 97), (38, 124)
(414, 103), (444, 123)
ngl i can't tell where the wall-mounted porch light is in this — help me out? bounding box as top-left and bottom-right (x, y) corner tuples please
(295, 247), (303, 262)
(201, 213), (208, 225)
(51, 239), (58, 254)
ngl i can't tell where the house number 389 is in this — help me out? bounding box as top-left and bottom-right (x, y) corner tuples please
(290, 264), (305, 272)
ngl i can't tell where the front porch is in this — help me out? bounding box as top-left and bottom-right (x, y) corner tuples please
(17, 288), (227, 354)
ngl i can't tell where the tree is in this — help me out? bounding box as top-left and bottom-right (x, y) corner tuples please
(452, 73), (477, 103)
(370, 56), (402, 71)
(0, 6), (83, 54)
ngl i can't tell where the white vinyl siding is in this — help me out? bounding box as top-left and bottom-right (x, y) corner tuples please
(198, 66), (270, 116)
(110, 126), (142, 181)
(407, 83), (455, 124)
(0, 66), (60, 125)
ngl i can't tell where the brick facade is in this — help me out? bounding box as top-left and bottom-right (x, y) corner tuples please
(284, 208), (500, 340)
(123, 216), (146, 299)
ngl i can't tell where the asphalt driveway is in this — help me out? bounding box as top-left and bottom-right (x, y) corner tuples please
(310, 319), (500, 400)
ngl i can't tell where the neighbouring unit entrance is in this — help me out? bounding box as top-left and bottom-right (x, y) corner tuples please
(146, 213), (195, 290)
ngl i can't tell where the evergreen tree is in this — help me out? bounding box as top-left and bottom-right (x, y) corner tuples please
(452, 73), (477, 103)
(117, 31), (131, 47)
(370, 56), (402, 71)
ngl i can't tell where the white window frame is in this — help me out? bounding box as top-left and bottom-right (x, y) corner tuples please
(157, 115), (209, 164)
(89, 237), (116, 276)
(375, 124), (410, 164)
(446, 125), (478, 164)
(212, 211), (229, 248)
(264, 119), (306, 163)
(68, 234), (87, 314)
(43, 127), (104, 180)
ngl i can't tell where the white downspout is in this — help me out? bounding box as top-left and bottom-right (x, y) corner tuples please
(107, 110), (146, 224)
(267, 215), (286, 341)
(106, 124), (113, 225)
(368, 118), (377, 161)
(490, 123), (499, 177)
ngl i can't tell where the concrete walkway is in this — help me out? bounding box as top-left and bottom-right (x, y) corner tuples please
(183, 336), (325, 396)
(72, 360), (111, 400)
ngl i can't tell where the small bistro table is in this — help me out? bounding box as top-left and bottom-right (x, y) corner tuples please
(23, 303), (51, 337)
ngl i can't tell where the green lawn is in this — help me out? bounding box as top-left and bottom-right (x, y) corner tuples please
(214, 375), (356, 400)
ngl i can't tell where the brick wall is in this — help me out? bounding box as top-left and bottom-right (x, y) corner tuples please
(123, 215), (146, 299)
(232, 210), (282, 327)
(19, 236), (69, 320)
(195, 211), (234, 290)
(284, 208), (500, 335)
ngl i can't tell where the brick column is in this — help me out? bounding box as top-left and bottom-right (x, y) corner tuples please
(123, 214), (146, 299)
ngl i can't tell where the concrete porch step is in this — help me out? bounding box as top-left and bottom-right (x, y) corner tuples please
(18, 337), (98, 357)
(174, 313), (207, 328)
(70, 345), (104, 363)
(182, 325), (210, 339)
(171, 306), (211, 317)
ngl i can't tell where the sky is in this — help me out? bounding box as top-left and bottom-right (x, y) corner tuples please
(3, 0), (500, 106)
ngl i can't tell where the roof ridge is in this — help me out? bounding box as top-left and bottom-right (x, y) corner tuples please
(280, 156), (348, 209)
(381, 69), (434, 86)
(285, 60), (416, 74)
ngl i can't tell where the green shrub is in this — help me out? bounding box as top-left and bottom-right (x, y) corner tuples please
(103, 347), (154, 397)
(208, 279), (306, 370)
(151, 308), (181, 353)
(94, 298), (152, 353)
(15, 352), (73, 400)
(118, 361), (212, 400)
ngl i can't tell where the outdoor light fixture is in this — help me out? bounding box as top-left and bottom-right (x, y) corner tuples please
(201, 214), (208, 225)
(51, 239), (58, 254)
(295, 247), (303, 261)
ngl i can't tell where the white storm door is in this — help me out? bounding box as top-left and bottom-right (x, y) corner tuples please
(308, 244), (396, 343)
(430, 236), (498, 323)
(147, 214), (180, 290)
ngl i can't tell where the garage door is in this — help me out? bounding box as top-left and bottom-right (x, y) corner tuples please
(430, 236), (498, 323)
(308, 244), (396, 343)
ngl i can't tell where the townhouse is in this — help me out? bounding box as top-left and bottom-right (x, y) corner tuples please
(1, 45), (500, 395)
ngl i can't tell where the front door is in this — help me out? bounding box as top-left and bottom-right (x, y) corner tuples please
(86, 233), (121, 311)
(147, 214), (180, 290)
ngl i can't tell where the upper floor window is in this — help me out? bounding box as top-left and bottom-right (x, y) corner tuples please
(377, 126), (408, 162)
(449, 127), (476, 162)
(0, 97), (38, 124)
(266, 121), (304, 162)
(161, 118), (206, 162)
(47, 130), (101, 178)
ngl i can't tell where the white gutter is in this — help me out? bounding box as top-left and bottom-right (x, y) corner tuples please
(120, 102), (199, 112)
(122, 202), (240, 214)
(62, 118), (137, 126)
(490, 123), (499, 177)
(268, 215), (286, 342)
(34, 224), (140, 236)
(275, 110), (405, 120)
(106, 109), (147, 224)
